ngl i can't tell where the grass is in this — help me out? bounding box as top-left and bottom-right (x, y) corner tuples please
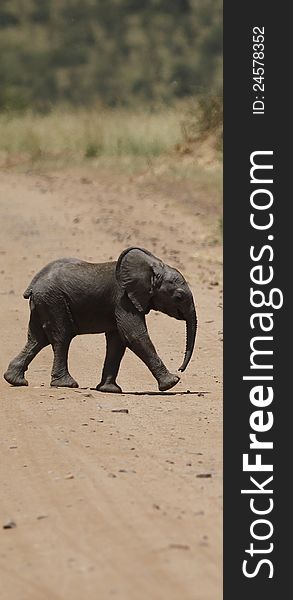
(0, 102), (222, 248)
(179, 95), (222, 152)
(0, 99), (223, 176)
(0, 107), (183, 166)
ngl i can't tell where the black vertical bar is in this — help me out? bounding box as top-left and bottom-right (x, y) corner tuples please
(224, 1), (291, 598)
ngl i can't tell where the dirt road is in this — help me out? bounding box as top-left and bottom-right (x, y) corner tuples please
(0, 166), (222, 600)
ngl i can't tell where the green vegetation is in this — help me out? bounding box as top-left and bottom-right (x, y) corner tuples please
(0, 99), (223, 169)
(179, 95), (222, 152)
(0, 0), (222, 112)
(0, 107), (184, 164)
(0, 2), (222, 169)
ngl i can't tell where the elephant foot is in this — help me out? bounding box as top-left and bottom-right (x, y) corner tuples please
(96, 381), (122, 394)
(4, 367), (28, 387)
(51, 375), (79, 388)
(158, 373), (180, 392)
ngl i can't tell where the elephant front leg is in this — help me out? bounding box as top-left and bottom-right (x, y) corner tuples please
(117, 311), (180, 391)
(129, 336), (180, 391)
(96, 331), (126, 393)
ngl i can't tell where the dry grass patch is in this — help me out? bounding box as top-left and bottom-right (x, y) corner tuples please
(0, 108), (182, 167)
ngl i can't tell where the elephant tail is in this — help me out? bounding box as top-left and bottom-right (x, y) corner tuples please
(22, 257), (81, 300)
(23, 287), (32, 299)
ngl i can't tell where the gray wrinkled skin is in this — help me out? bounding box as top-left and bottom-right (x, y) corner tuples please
(4, 247), (197, 393)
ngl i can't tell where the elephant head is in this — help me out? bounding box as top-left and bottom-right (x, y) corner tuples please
(115, 247), (197, 372)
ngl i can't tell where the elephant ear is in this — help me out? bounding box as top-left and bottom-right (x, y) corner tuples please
(116, 247), (164, 312)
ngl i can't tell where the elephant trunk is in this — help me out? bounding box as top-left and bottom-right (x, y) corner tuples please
(178, 300), (197, 372)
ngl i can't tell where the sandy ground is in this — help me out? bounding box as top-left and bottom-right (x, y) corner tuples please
(0, 166), (222, 600)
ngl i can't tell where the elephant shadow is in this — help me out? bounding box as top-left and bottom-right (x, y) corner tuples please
(88, 388), (208, 396)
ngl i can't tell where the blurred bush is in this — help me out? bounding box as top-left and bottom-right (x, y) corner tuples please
(0, 0), (222, 112)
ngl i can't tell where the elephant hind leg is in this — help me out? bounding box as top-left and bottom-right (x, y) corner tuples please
(4, 309), (49, 386)
(96, 331), (126, 393)
(50, 338), (78, 388)
(32, 300), (79, 388)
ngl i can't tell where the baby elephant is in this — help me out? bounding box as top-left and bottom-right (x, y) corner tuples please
(4, 247), (197, 392)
